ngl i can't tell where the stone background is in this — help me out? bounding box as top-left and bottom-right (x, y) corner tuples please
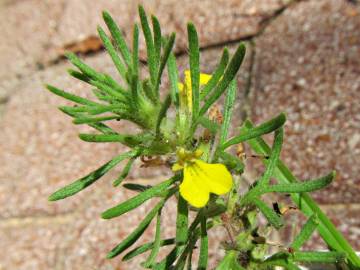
(0, 0), (359, 269)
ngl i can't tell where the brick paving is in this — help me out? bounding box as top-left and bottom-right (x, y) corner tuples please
(0, 0), (360, 269)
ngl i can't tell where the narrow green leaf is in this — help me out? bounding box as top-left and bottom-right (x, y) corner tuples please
(176, 196), (188, 245)
(242, 171), (334, 205)
(243, 121), (360, 268)
(258, 127), (283, 186)
(66, 52), (107, 82)
(102, 175), (179, 219)
(79, 133), (150, 147)
(156, 94), (172, 136)
(113, 154), (139, 187)
(218, 151), (244, 174)
(138, 5), (157, 86)
(92, 88), (113, 102)
(131, 23), (139, 85)
(219, 79), (237, 145)
(187, 22), (200, 119)
(199, 43), (246, 116)
(292, 251), (346, 263)
(58, 105), (88, 114)
(73, 115), (120, 125)
(222, 112), (286, 149)
(151, 15), (162, 62)
(123, 183), (152, 193)
(46, 85), (98, 106)
(142, 209), (163, 267)
(48, 150), (136, 201)
(68, 69), (90, 83)
(167, 52), (179, 107)
(200, 48), (229, 100)
(106, 199), (165, 259)
(154, 33), (176, 94)
(86, 104), (130, 115)
(266, 171), (335, 193)
(58, 104), (117, 135)
(132, 25), (139, 75)
(122, 238), (175, 261)
(97, 26), (127, 80)
(291, 215), (319, 250)
(198, 216), (208, 270)
(89, 79), (127, 102)
(253, 198), (284, 229)
(102, 11), (132, 67)
(130, 73), (139, 107)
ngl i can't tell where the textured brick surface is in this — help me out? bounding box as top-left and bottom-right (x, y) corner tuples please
(0, 0), (285, 93)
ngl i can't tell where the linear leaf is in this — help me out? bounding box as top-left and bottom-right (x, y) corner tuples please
(68, 69), (90, 83)
(198, 216), (208, 270)
(156, 94), (171, 136)
(199, 43), (246, 116)
(219, 79), (237, 145)
(89, 79), (127, 102)
(102, 176), (179, 219)
(123, 183), (152, 193)
(167, 52), (179, 107)
(291, 214), (318, 250)
(46, 85), (98, 106)
(73, 115), (120, 125)
(79, 133), (150, 147)
(292, 251), (346, 263)
(222, 112), (286, 149)
(187, 22), (200, 118)
(139, 5), (157, 86)
(176, 196), (188, 245)
(200, 48), (229, 100)
(102, 11), (132, 66)
(142, 209), (163, 267)
(253, 198), (283, 229)
(113, 154), (139, 187)
(48, 150), (136, 201)
(151, 15), (162, 62)
(132, 23), (139, 80)
(107, 199), (165, 259)
(97, 26), (127, 80)
(242, 171), (334, 205)
(258, 127), (283, 186)
(266, 171), (335, 193)
(122, 238), (175, 261)
(155, 33), (176, 94)
(66, 52), (107, 82)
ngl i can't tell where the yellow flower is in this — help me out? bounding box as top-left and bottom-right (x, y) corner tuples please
(173, 148), (233, 208)
(178, 70), (212, 112)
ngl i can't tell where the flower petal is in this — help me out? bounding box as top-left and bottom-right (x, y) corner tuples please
(180, 165), (210, 208)
(199, 73), (212, 86)
(192, 160), (233, 195)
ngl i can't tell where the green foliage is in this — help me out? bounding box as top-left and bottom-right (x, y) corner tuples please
(47, 5), (360, 270)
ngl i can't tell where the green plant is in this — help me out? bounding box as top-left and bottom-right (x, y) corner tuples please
(47, 6), (360, 270)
